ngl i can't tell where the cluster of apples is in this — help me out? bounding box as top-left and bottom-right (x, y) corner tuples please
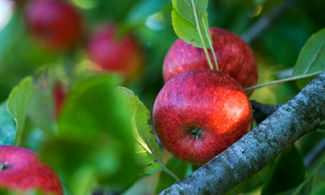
(24, 0), (143, 80)
(153, 28), (258, 164)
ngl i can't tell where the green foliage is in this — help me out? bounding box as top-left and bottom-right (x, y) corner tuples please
(260, 13), (313, 68)
(0, 189), (44, 195)
(155, 156), (192, 193)
(311, 185), (325, 195)
(40, 74), (140, 194)
(171, 0), (212, 49)
(262, 146), (306, 195)
(28, 79), (57, 135)
(116, 87), (162, 176)
(0, 101), (16, 145)
(7, 77), (33, 146)
(227, 164), (272, 195)
(126, 0), (170, 25)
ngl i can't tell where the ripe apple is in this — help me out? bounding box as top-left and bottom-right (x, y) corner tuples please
(53, 82), (67, 120)
(24, 0), (82, 50)
(153, 69), (253, 164)
(0, 145), (63, 195)
(87, 25), (143, 80)
(163, 27), (258, 96)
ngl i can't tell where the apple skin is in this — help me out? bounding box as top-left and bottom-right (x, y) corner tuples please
(0, 145), (63, 195)
(24, 0), (82, 50)
(87, 26), (143, 80)
(153, 69), (253, 164)
(163, 27), (258, 96)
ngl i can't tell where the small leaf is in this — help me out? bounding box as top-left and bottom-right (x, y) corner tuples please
(171, 0), (211, 49)
(155, 156), (192, 194)
(116, 87), (162, 176)
(7, 77), (33, 146)
(0, 101), (16, 145)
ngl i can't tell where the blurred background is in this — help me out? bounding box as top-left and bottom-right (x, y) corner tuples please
(1, 0), (325, 194)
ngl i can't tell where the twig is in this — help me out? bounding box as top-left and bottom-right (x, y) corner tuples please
(242, 0), (298, 44)
(161, 71), (325, 195)
(250, 100), (281, 124)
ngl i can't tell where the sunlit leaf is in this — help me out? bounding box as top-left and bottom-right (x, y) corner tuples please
(7, 77), (33, 146)
(171, 0), (211, 48)
(116, 87), (162, 176)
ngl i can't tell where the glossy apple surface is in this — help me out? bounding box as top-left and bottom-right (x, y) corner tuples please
(87, 26), (143, 80)
(163, 27), (258, 95)
(0, 145), (63, 194)
(153, 69), (253, 164)
(25, 0), (82, 50)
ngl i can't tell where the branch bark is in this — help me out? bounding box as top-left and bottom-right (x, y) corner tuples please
(161, 71), (325, 195)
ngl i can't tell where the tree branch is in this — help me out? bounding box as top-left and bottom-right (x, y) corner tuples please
(242, 0), (298, 44)
(161, 71), (325, 195)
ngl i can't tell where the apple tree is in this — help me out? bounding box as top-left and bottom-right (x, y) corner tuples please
(0, 0), (325, 194)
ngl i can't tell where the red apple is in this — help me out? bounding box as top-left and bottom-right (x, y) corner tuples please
(24, 0), (82, 50)
(163, 27), (258, 96)
(0, 145), (63, 195)
(53, 82), (67, 120)
(87, 26), (143, 80)
(153, 69), (253, 164)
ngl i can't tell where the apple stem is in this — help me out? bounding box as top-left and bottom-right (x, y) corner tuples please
(190, 0), (215, 71)
(0, 162), (9, 171)
(190, 128), (203, 139)
(245, 70), (324, 92)
(202, 17), (219, 70)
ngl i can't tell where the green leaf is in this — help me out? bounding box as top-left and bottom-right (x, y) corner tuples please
(292, 28), (325, 87)
(262, 146), (306, 195)
(173, 0), (208, 25)
(171, 0), (211, 48)
(0, 101), (16, 145)
(40, 74), (140, 193)
(155, 156), (192, 194)
(7, 77), (33, 146)
(293, 28), (325, 76)
(116, 87), (162, 176)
